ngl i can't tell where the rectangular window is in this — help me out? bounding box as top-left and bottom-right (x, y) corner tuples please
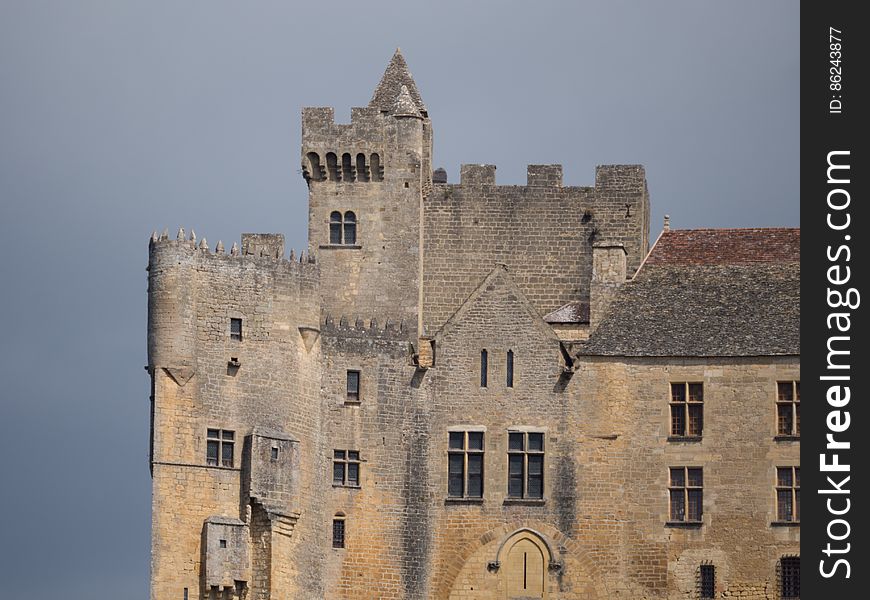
(332, 519), (345, 548)
(230, 318), (242, 341)
(777, 381), (800, 437)
(346, 370), (361, 403)
(780, 556), (800, 599)
(447, 431), (484, 498)
(507, 431), (545, 499)
(333, 450), (361, 487)
(206, 429), (234, 467)
(669, 467), (703, 523)
(776, 466), (800, 522)
(699, 564), (715, 598)
(670, 382), (703, 438)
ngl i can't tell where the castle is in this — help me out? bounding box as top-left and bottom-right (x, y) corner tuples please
(146, 50), (800, 600)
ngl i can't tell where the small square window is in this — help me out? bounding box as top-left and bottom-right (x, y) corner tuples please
(206, 429), (234, 467)
(230, 318), (242, 341)
(219, 539), (227, 549)
(271, 447), (279, 460)
(333, 449), (361, 487)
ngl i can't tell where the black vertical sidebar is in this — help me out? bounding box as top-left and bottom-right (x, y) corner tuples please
(802, 2), (868, 598)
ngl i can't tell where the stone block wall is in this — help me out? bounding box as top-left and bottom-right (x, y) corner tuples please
(422, 164), (649, 335)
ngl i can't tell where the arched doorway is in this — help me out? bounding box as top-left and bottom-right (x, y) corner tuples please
(498, 530), (552, 599)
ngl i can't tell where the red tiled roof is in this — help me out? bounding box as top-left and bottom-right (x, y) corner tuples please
(644, 228), (800, 266)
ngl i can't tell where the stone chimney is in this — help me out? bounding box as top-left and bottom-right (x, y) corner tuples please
(590, 242), (627, 329)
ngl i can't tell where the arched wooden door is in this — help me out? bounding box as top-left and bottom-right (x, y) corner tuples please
(503, 536), (546, 599)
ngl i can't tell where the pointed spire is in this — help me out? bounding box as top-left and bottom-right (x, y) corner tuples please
(216, 240), (225, 253)
(288, 249), (296, 261)
(369, 49), (427, 115)
(230, 242), (239, 256)
(150, 231), (158, 243)
(393, 84), (421, 118)
(160, 228), (169, 241)
(176, 227), (185, 241)
(199, 238), (208, 251)
(189, 229), (196, 243)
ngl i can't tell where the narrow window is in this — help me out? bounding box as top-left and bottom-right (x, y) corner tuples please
(326, 152), (340, 181)
(346, 370), (360, 403)
(780, 556), (800, 599)
(206, 429), (234, 467)
(356, 153), (369, 182)
(230, 318), (242, 341)
(670, 382), (703, 438)
(341, 153), (355, 182)
(305, 152), (323, 182)
(330, 211), (342, 245)
(333, 450), (361, 487)
(776, 466), (800, 522)
(777, 381), (800, 437)
(699, 564), (715, 598)
(447, 431), (484, 498)
(271, 447), (279, 461)
(370, 153), (383, 182)
(506, 350), (514, 388)
(669, 466), (702, 522)
(343, 211), (357, 245)
(480, 350), (488, 388)
(507, 431), (545, 499)
(332, 518), (346, 548)
(184, 588), (189, 600)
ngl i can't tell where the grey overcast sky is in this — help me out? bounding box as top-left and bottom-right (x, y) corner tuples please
(0, 1), (797, 597)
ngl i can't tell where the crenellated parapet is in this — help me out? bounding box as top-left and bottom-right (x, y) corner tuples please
(321, 314), (409, 341)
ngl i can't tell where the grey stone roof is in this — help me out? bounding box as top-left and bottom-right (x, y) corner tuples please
(369, 49), (427, 115)
(583, 228), (800, 357)
(543, 301), (590, 324)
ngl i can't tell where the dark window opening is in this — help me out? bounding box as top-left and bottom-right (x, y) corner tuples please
(506, 350), (514, 388)
(326, 152), (340, 181)
(781, 556), (800, 599)
(343, 211), (356, 245)
(230, 318), (242, 341)
(333, 450), (361, 487)
(206, 429), (235, 467)
(370, 153), (383, 181)
(330, 211), (342, 245)
(305, 152), (323, 182)
(700, 564), (715, 598)
(480, 350), (488, 388)
(341, 153), (355, 181)
(329, 211), (357, 245)
(356, 153), (370, 182)
(777, 381), (800, 436)
(670, 382), (703, 438)
(271, 447), (279, 461)
(669, 466), (703, 522)
(183, 588), (189, 600)
(776, 466), (800, 522)
(507, 431), (545, 499)
(219, 539), (227, 548)
(332, 518), (345, 548)
(346, 370), (360, 403)
(447, 431), (484, 498)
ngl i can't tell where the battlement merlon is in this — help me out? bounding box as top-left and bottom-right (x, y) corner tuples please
(446, 163), (647, 192)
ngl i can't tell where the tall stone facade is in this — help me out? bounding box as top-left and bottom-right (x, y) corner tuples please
(147, 51), (799, 600)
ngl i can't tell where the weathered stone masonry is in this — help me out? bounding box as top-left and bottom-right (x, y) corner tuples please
(147, 50), (799, 600)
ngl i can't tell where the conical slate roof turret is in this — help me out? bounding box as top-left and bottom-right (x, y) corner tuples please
(369, 49), (427, 116)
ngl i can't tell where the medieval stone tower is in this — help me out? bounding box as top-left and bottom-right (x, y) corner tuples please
(147, 51), (800, 600)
